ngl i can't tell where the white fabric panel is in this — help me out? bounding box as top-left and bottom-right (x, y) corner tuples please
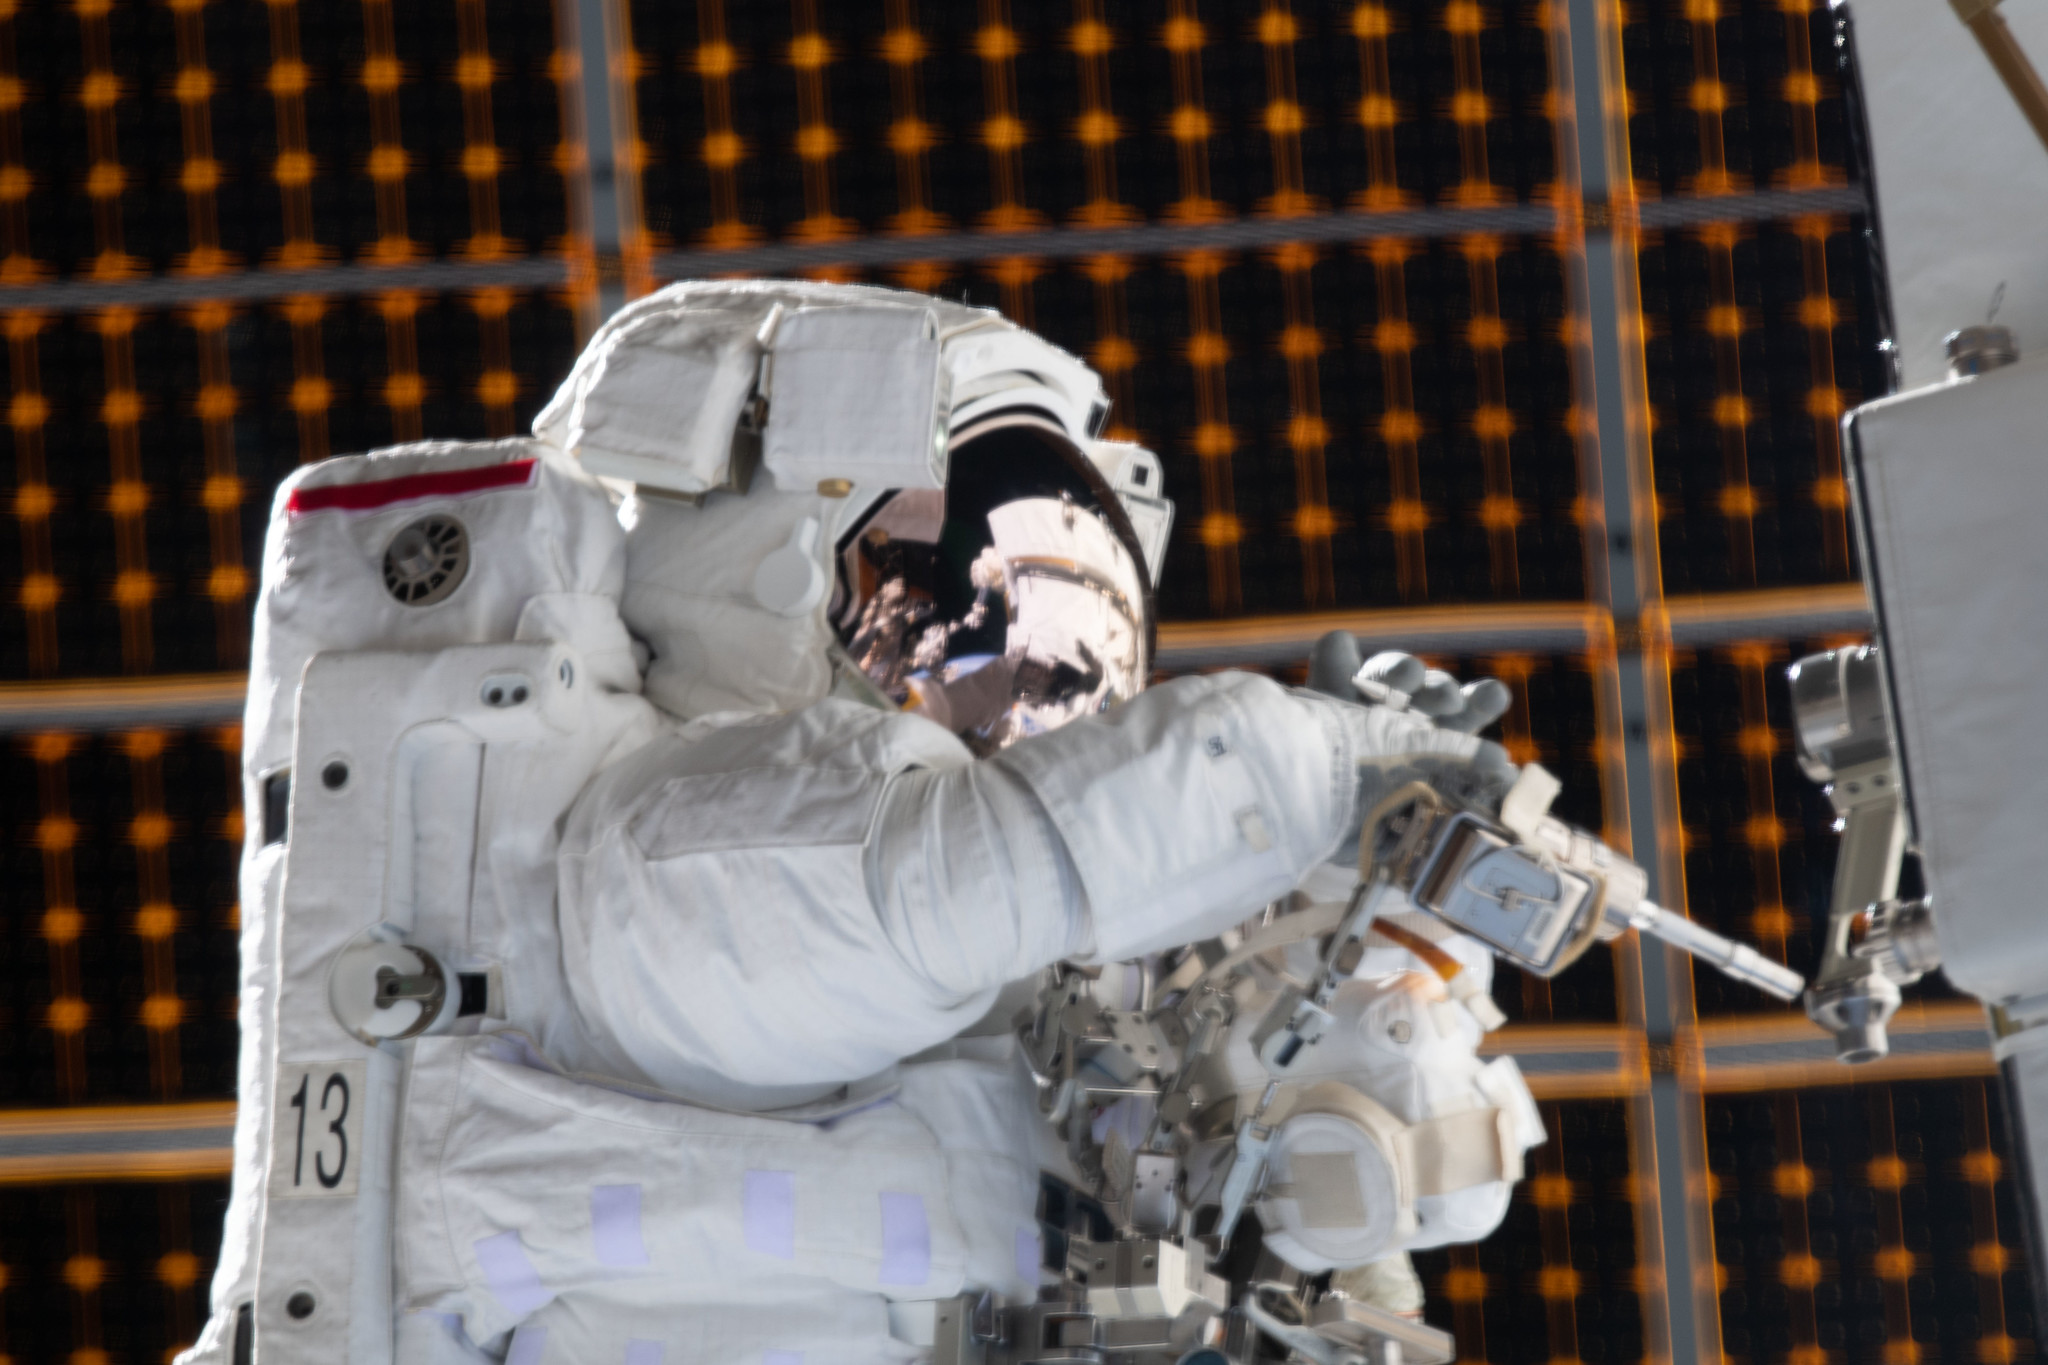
(991, 673), (1358, 961)
(554, 675), (1364, 1110)
(1848, 362), (2048, 1002)
(551, 699), (993, 1109)
(763, 305), (946, 492)
(395, 1035), (1041, 1349)
(552, 306), (763, 493)
(533, 281), (996, 458)
(616, 487), (845, 722)
(512, 1283), (919, 1365)
(395, 1309), (498, 1364)
(1852, 0), (2048, 388)
(245, 439), (628, 776)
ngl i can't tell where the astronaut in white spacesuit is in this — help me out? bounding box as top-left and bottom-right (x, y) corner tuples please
(183, 282), (1554, 1365)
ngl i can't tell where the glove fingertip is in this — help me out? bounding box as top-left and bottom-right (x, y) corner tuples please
(1308, 630), (1366, 699)
(1444, 678), (1512, 733)
(1360, 651), (1426, 695)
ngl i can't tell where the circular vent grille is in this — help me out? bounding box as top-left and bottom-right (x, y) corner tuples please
(382, 515), (470, 607)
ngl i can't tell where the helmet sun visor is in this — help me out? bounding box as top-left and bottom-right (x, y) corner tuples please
(831, 410), (1157, 753)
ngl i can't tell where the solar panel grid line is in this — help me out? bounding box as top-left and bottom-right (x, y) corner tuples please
(689, 0), (755, 252)
(1069, 0), (1131, 231)
(359, 0), (413, 263)
(1083, 255), (1141, 441)
(975, 0), (1037, 238)
(1555, 0), (1710, 1347)
(1060, 6), (1144, 452)
(168, 0), (230, 278)
(0, 589), (1877, 718)
(1772, 1090), (1829, 1365)
(191, 303), (253, 666)
(1632, 640), (1726, 1365)
(876, 0), (937, 241)
(471, 287), (520, 435)
(787, 0), (852, 248)
(121, 729), (184, 1101)
(1532, 1103), (1588, 1363)
(1675, 0), (1765, 591)
(1253, 11), (1339, 609)
(8, 313), (59, 675)
(1345, 0), (1433, 603)
(1442, 1242), (1490, 1361)
(628, 188), (1867, 276)
(972, 0), (1041, 325)
(29, 735), (86, 1106)
(1727, 642), (1797, 972)
(1793, 210), (1855, 579)
(378, 289), (428, 443)
(1463, 234), (1523, 595)
(74, 0), (132, 280)
(1966, 1082), (2022, 1364)
(0, 7), (31, 285)
(1270, 244), (1336, 606)
(1180, 251), (1243, 612)
(594, 0), (651, 304)
(1253, 8), (1316, 597)
(1163, 0), (1222, 224)
(1775, 0), (1858, 581)
(98, 308), (159, 671)
(0, 255), (579, 310)
(262, 0), (324, 270)
(551, 0), (600, 325)
(1440, 0), (1526, 597)
(0, 602), (1871, 718)
(0, 185), (1880, 312)
(455, 0), (510, 260)
(280, 293), (331, 462)
(65, 1187), (108, 1362)
(1254, 3), (1313, 220)
(1859, 1086), (1921, 1365)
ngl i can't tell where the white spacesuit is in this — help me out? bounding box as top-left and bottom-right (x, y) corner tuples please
(182, 282), (1544, 1365)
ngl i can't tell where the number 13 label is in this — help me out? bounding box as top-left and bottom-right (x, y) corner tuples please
(270, 1061), (366, 1198)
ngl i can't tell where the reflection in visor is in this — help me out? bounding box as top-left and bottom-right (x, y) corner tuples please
(836, 493), (1146, 754)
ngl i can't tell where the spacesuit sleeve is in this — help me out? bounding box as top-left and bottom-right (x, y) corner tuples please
(872, 670), (1362, 979)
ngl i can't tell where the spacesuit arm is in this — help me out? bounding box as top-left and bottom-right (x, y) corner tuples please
(871, 670), (1481, 983)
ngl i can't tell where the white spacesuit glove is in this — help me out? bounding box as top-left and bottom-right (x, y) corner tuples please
(1307, 629), (1512, 734)
(1305, 631), (1519, 867)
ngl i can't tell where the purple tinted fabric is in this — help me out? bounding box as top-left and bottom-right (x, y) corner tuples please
(624, 1340), (666, 1365)
(877, 1191), (930, 1286)
(474, 1230), (554, 1316)
(763, 1353), (803, 1365)
(506, 1325), (548, 1365)
(1015, 1226), (1041, 1285)
(592, 1184), (651, 1267)
(743, 1170), (797, 1259)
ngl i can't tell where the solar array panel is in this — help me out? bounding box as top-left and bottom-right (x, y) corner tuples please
(0, 0), (2030, 1361)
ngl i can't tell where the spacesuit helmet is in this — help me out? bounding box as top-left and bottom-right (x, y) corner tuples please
(832, 404), (1157, 754)
(534, 279), (1173, 731)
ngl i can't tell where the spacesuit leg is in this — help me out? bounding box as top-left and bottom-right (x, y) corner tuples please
(393, 1034), (1042, 1353)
